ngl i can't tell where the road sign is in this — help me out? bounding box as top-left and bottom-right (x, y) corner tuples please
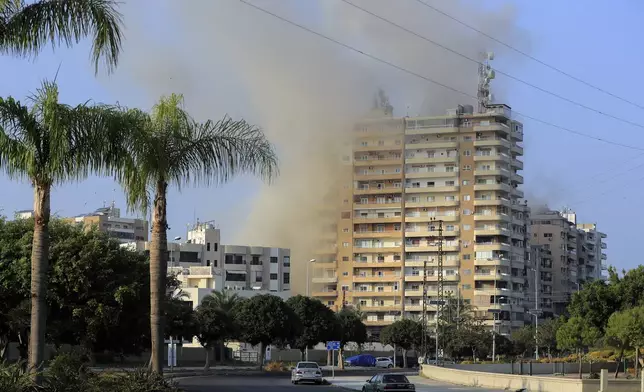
(326, 341), (340, 351)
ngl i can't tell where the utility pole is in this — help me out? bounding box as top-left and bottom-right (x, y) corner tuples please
(430, 218), (444, 365)
(534, 262), (539, 360)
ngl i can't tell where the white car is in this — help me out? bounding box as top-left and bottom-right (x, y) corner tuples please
(291, 361), (323, 385)
(375, 357), (394, 368)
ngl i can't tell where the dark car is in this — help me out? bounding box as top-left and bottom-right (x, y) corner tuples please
(344, 354), (376, 367)
(362, 373), (415, 392)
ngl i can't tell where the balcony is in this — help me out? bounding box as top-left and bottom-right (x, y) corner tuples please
(354, 157), (403, 166)
(354, 186), (402, 195)
(354, 274), (401, 283)
(473, 197), (511, 207)
(405, 170), (458, 179)
(359, 305), (402, 313)
(473, 137), (511, 149)
(364, 319), (399, 326)
(405, 156), (458, 165)
(353, 216), (402, 224)
(354, 144), (403, 152)
(473, 183), (513, 193)
(473, 123), (510, 133)
(352, 261), (403, 269)
(353, 201), (402, 210)
(354, 172), (403, 181)
(353, 245), (403, 253)
(474, 153), (511, 162)
(312, 290), (338, 297)
(474, 226), (511, 236)
(405, 141), (458, 150)
(512, 144), (524, 155)
(475, 242), (512, 252)
(405, 227), (460, 238)
(474, 287), (514, 297)
(353, 290), (400, 297)
(404, 213), (460, 223)
(405, 259), (460, 268)
(511, 158), (523, 170)
(405, 243), (460, 252)
(512, 188), (524, 198)
(169, 266), (214, 278)
(353, 230), (402, 239)
(405, 200), (460, 209)
(474, 167), (511, 177)
(512, 173), (524, 183)
(404, 274), (460, 282)
(473, 270), (512, 281)
(405, 185), (459, 194)
(601, 243), (607, 249)
(405, 120), (459, 135)
(473, 213), (512, 223)
(312, 275), (338, 284)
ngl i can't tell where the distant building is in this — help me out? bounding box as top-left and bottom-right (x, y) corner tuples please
(14, 210), (34, 220)
(530, 208), (607, 316)
(122, 221), (291, 310)
(67, 203), (148, 243)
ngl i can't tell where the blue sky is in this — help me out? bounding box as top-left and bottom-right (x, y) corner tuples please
(1, 0), (643, 272)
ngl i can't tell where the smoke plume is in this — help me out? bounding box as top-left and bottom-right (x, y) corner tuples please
(105, 0), (530, 295)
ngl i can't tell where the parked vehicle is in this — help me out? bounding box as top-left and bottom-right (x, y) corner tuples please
(362, 373), (415, 391)
(344, 354), (377, 367)
(375, 357), (394, 368)
(291, 361), (323, 385)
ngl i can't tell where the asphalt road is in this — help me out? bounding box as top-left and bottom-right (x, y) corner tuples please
(175, 375), (504, 392)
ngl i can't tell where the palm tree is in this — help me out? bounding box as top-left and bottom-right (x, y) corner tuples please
(0, 81), (139, 379)
(0, 0), (123, 73)
(118, 94), (278, 374)
(204, 290), (241, 363)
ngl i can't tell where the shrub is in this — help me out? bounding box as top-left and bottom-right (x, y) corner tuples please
(460, 360), (474, 365)
(264, 361), (289, 372)
(586, 372), (600, 379)
(95, 368), (181, 392)
(44, 352), (93, 392)
(0, 361), (36, 392)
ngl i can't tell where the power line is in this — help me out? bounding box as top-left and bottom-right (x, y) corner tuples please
(340, 0), (644, 131)
(237, 0), (644, 152)
(413, 0), (644, 112)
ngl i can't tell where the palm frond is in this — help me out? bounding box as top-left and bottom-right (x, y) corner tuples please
(0, 96), (37, 180)
(0, 0), (123, 74)
(167, 116), (278, 189)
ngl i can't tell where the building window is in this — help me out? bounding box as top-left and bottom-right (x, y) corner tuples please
(328, 301), (335, 306)
(343, 228), (349, 233)
(343, 272), (349, 276)
(341, 212), (351, 219)
(463, 150), (471, 156)
(463, 224), (471, 231)
(463, 269), (471, 275)
(283, 273), (290, 284)
(462, 284), (472, 290)
(270, 273), (278, 280)
(463, 180), (469, 186)
(214, 243), (218, 251)
(463, 195), (470, 201)
(342, 256), (349, 261)
(283, 256), (291, 267)
(463, 254), (471, 260)
(270, 257), (278, 263)
(463, 209), (472, 215)
(207, 242), (211, 251)
(343, 242), (349, 247)
(251, 256), (261, 265)
(214, 260), (218, 267)
(463, 165), (471, 171)
(206, 260), (210, 266)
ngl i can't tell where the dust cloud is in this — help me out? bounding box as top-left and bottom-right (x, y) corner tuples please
(106, 0), (530, 295)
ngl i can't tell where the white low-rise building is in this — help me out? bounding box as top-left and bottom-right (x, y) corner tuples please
(122, 221), (292, 310)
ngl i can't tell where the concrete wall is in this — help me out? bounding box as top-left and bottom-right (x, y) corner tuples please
(445, 362), (622, 375)
(421, 365), (641, 392)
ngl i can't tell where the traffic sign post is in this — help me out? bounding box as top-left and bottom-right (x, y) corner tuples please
(326, 341), (340, 379)
(166, 336), (179, 371)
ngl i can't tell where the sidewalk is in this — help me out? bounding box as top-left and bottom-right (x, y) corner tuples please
(330, 375), (504, 392)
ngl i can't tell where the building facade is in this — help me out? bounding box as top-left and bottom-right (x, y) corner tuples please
(312, 103), (529, 336)
(529, 209), (607, 316)
(122, 221), (291, 310)
(67, 204), (148, 243)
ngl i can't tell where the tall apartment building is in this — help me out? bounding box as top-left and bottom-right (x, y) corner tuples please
(530, 209), (607, 316)
(122, 221), (291, 309)
(312, 103), (529, 336)
(67, 203), (148, 243)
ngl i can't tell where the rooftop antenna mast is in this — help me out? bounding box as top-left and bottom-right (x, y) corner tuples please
(477, 52), (495, 113)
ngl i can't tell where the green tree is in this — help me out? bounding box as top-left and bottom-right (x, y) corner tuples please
(201, 291), (241, 363)
(118, 94), (278, 373)
(380, 319), (421, 368)
(0, 0), (123, 74)
(0, 82), (139, 376)
(556, 316), (601, 379)
(536, 317), (563, 358)
(336, 307), (367, 369)
(234, 294), (299, 368)
(194, 302), (230, 370)
(286, 295), (337, 360)
(567, 280), (619, 334)
(605, 306), (644, 378)
(511, 326), (535, 358)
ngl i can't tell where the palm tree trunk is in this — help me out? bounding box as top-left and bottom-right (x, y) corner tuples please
(219, 342), (225, 364)
(615, 348), (624, 378)
(203, 346), (211, 370)
(149, 180), (169, 374)
(28, 182), (51, 382)
(403, 349), (408, 368)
